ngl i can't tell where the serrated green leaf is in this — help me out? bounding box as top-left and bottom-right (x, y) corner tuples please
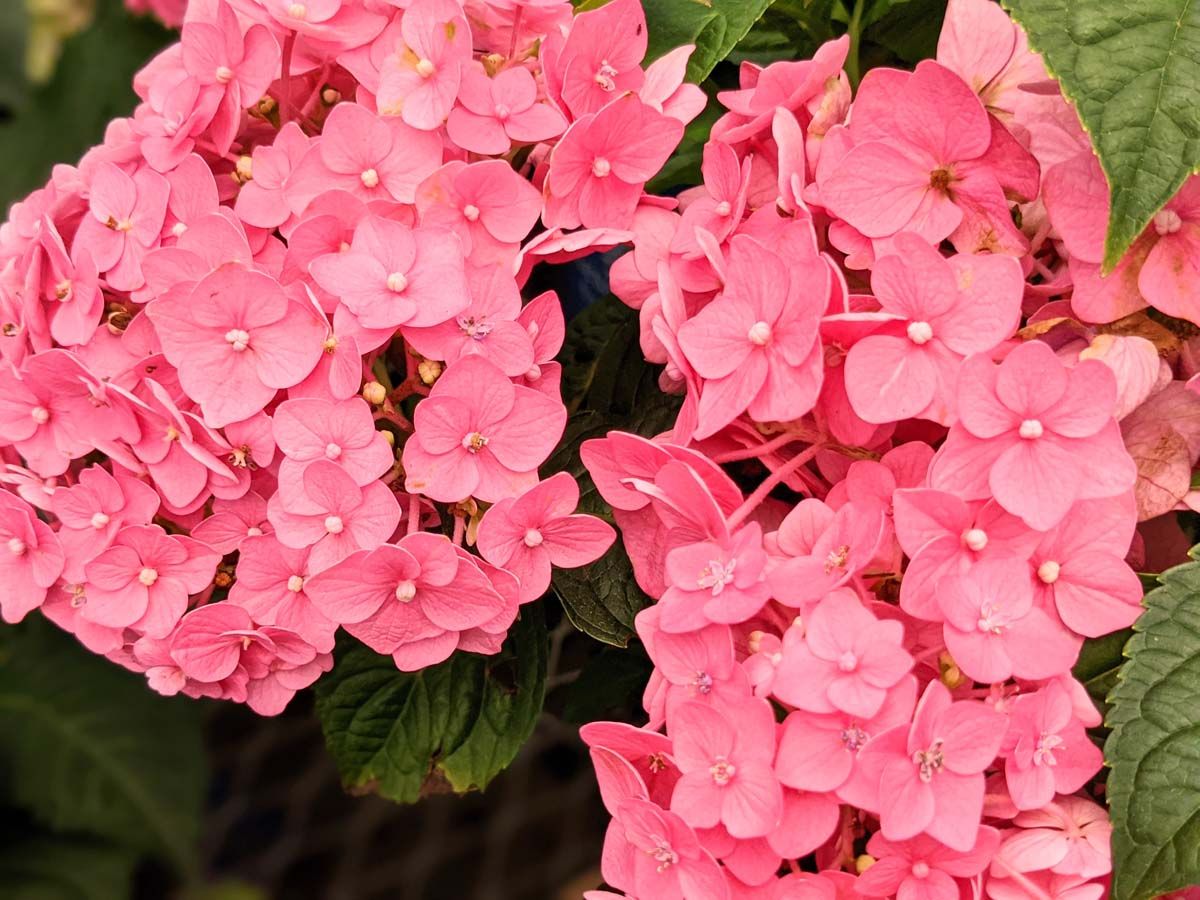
(0, 0), (171, 209)
(1000, 0), (1200, 271)
(553, 545), (652, 647)
(0, 618), (205, 874)
(1104, 557), (1200, 900)
(314, 608), (548, 804)
(0, 828), (137, 900)
(643, 0), (779, 82)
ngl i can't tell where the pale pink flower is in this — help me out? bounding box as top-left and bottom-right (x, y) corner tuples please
(0, 490), (64, 624)
(658, 523), (770, 632)
(75, 162), (169, 292)
(402, 355), (565, 503)
(189, 491), (272, 555)
(415, 161), (543, 264)
(476, 472), (615, 603)
(51, 466), (160, 581)
(668, 698), (782, 839)
(375, 0), (470, 129)
(773, 592), (913, 718)
(81, 524), (220, 638)
(995, 797), (1112, 879)
(1000, 683), (1102, 811)
(228, 536), (336, 652)
(929, 340), (1137, 530)
(273, 397), (394, 494)
(147, 265), (325, 428)
(267, 459), (400, 572)
(447, 64), (567, 154)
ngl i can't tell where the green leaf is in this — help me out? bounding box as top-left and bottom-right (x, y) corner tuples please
(1104, 557), (1200, 900)
(0, 0), (171, 209)
(0, 829), (136, 900)
(1000, 0), (1200, 271)
(561, 644), (654, 723)
(0, 2), (28, 112)
(1073, 626), (1134, 716)
(647, 96), (721, 194)
(0, 618), (205, 874)
(552, 544), (653, 647)
(643, 0), (779, 82)
(314, 606), (548, 804)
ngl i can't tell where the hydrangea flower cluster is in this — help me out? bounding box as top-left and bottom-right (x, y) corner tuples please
(577, 0), (1200, 895)
(0, 0), (709, 713)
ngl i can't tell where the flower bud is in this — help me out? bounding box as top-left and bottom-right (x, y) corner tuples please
(418, 359), (443, 385)
(363, 381), (387, 405)
(855, 854), (876, 874)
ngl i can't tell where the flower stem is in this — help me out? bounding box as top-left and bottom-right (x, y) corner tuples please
(726, 444), (821, 530)
(710, 431), (804, 463)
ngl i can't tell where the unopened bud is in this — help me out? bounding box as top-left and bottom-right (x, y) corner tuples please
(363, 381), (387, 405)
(321, 87), (341, 105)
(214, 571), (233, 589)
(254, 96), (277, 117)
(381, 429), (396, 447)
(418, 358), (443, 385)
(938, 651), (969, 689)
(481, 53), (505, 77)
(234, 155), (253, 184)
(855, 854), (876, 875)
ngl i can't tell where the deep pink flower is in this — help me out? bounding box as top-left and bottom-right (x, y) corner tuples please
(147, 265), (325, 428)
(658, 523), (771, 632)
(305, 532), (509, 669)
(550, 0), (647, 118)
(402, 355), (565, 503)
(545, 94), (683, 231)
(267, 459), (400, 572)
(669, 698), (783, 839)
(81, 524), (220, 638)
(308, 216), (469, 331)
(0, 490), (64, 623)
(929, 340), (1137, 530)
(856, 681), (1007, 851)
(51, 465), (160, 581)
(447, 64), (567, 154)
(476, 472), (615, 603)
(228, 536), (336, 652)
(839, 234), (1023, 425)
(581, 721), (680, 811)
(38, 219), (103, 347)
(612, 798), (730, 900)
(677, 234), (827, 438)
(773, 592), (913, 718)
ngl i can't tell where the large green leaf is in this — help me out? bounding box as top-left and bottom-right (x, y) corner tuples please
(314, 606), (548, 803)
(1072, 626), (1134, 715)
(643, 0), (779, 82)
(0, 827), (137, 900)
(1105, 553), (1200, 900)
(1001, 0), (1200, 270)
(0, 0), (171, 209)
(0, 619), (205, 874)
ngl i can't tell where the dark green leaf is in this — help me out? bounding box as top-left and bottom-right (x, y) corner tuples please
(314, 607), (548, 803)
(643, 0), (779, 82)
(1104, 556), (1200, 900)
(552, 545), (652, 647)
(0, 2), (28, 112)
(1001, 0), (1200, 270)
(0, 830), (136, 900)
(647, 97), (721, 193)
(859, 0), (944, 67)
(1073, 626), (1134, 715)
(0, 0), (171, 209)
(0, 618), (205, 873)
(562, 644), (654, 724)
(557, 294), (643, 415)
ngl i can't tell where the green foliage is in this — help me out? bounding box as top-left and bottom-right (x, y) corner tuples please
(1105, 551), (1200, 900)
(0, 618), (205, 876)
(549, 295), (680, 646)
(0, 827), (137, 900)
(1072, 626), (1134, 716)
(561, 644), (654, 724)
(642, 0), (778, 82)
(1001, 0), (1200, 271)
(0, 0), (171, 209)
(314, 606), (548, 803)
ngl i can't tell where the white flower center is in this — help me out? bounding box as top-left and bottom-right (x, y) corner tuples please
(225, 328), (251, 352)
(1037, 560), (1061, 584)
(287, 574), (305, 592)
(697, 558), (736, 596)
(395, 579), (417, 602)
(415, 58), (436, 78)
(963, 528), (988, 551)
(91, 512), (110, 529)
(247, 526), (263, 537)
(462, 204), (480, 221)
(138, 566), (159, 586)
(1034, 732), (1064, 766)
(838, 651), (858, 672)
(324, 515), (344, 534)
(171, 221), (187, 238)
(287, 3), (307, 19)
(493, 104), (510, 120)
(386, 271), (408, 292)
(360, 168), (380, 188)
(1154, 209), (1183, 236)
(715, 200), (732, 216)
(594, 61), (618, 92)
(1019, 419), (1044, 440)
(709, 757), (737, 786)
(462, 432), (488, 453)
(912, 862), (931, 879)
(907, 321), (934, 345)
(7, 537), (26, 556)
(324, 442), (342, 459)
(30, 406), (49, 425)
(215, 65), (235, 84)
(591, 158), (611, 178)
(523, 528), (544, 548)
(747, 320), (772, 346)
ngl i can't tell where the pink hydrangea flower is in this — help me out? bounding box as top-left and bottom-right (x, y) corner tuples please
(228, 536), (337, 652)
(402, 356), (565, 503)
(773, 592), (914, 718)
(857, 827), (1001, 900)
(668, 698), (783, 839)
(189, 492), (272, 555)
(657, 523), (771, 632)
(475, 471), (615, 603)
(147, 265), (326, 427)
(929, 340), (1137, 530)
(544, 94), (683, 230)
(549, 0), (647, 119)
(0, 491), (65, 623)
(234, 122), (309, 229)
(995, 796), (1112, 879)
(74, 162), (169, 292)
(374, 0), (470, 129)
(81, 524), (220, 638)
(447, 64), (567, 155)
(273, 397), (394, 494)
(51, 466), (160, 581)
(1000, 683), (1103, 811)
(856, 681), (1007, 851)
(610, 798), (730, 900)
